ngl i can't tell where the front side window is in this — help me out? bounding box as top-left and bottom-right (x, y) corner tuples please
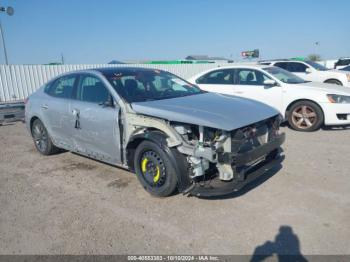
(77, 75), (110, 104)
(336, 59), (350, 66)
(196, 69), (234, 85)
(274, 62), (289, 70)
(235, 69), (271, 85)
(47, 75), (76, 99)
(283, 62), (308, 73)
(274, 62), (308, 73)
(289, 62), (308, 73)
(103, 69), (203, 103)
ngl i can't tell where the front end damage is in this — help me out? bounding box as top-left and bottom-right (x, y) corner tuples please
(173, 115), (285, 197)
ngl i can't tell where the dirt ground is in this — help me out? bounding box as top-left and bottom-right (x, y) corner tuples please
(0, 122), (349, 256)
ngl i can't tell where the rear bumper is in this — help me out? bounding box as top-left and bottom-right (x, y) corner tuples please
(188, 133), (285, 197)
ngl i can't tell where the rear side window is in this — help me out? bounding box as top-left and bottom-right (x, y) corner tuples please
(47, 75), (76, 99)
(196, 69), (234, 85)
(77, 75), (110, 104)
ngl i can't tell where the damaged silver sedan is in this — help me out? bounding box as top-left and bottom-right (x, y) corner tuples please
(25, 68), (285, 197)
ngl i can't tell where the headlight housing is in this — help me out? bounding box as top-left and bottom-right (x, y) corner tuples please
(327, 94), (350, 103)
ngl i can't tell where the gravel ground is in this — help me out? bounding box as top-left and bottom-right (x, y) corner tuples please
(0, 122), (349, 256)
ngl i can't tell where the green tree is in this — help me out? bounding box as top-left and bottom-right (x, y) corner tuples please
(308, 54), (321, 61)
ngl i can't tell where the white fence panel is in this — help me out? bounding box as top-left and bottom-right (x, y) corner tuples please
(0, 63), (228, 102)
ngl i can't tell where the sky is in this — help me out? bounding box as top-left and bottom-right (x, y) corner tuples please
(0, 0), (349, 64)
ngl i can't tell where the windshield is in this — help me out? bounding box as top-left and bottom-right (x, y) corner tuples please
(264, 67), (308, 84)
(340, 65), (350, 71)
(103, 69), (204, 103)
(305, 61), (328, 71)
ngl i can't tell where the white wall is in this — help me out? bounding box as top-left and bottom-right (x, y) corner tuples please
(0, 63), (230, 102)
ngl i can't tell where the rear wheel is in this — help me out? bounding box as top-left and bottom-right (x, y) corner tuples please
(31, 119), (58, 155)
(134, 140), (178, 197)
(325, 79), (342, 86)
(288, 101), (324, 132)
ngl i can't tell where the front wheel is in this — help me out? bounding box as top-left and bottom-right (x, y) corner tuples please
(287, 101), (324, 132)
(134, 140), (178, 197)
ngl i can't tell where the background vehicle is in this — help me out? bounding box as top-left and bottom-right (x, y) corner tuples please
(260, 60), (350, 87)
(0, 101), (25, 125)
(340, 65), (350, 72)
(25, 68), (284, 197)
(189, 65), (350, 131)
(334, 58), (350, 69)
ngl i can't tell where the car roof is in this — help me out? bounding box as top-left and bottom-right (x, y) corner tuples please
(59, 67), (167, 76)
(91, 67), (164, 74)
(203, 64), (271, 70)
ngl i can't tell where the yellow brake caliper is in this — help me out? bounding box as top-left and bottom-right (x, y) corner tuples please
(141, 158), (160, 183)
(154, 166), (160, 183)
(141, 158), (148, 173)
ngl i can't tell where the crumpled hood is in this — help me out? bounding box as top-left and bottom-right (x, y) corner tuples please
(131, 93), (279, 131)
(294, 81), (350, 95)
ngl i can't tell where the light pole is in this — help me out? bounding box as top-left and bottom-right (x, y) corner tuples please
(0, 5), (14, 65)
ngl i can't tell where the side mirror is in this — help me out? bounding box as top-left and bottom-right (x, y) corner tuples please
(263, 79), (277, 86)
(305, 68), (312, 74)
(99, 95), (115, 108)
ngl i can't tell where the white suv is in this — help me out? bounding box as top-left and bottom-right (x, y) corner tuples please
(260, 60), (350, 87)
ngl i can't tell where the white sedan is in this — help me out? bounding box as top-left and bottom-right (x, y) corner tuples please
(261, 60), (350, 87)
(188, 65), (350, 131)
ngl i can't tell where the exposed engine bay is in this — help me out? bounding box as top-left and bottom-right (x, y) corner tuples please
(172, 115), (282, 183)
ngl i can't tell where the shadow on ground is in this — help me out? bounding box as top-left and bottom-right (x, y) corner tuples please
(250, 226), (307, 262)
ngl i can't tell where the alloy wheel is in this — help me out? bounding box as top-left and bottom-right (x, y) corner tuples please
(291, 105), (317, 129)
(32, 122), (48, 153)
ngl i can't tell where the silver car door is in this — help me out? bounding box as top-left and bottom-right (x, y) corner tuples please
(41, 75), (78, 148)
(70, 74), (121, 165)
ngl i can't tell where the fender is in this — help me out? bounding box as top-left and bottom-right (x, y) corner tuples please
(128, 130), (192, 192)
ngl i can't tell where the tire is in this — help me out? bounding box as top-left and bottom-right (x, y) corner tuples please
(134, 140), (178, 197)
(325, 79), (342, 86)
(287, 101), (324, 132)
(31, 119), (58, 155)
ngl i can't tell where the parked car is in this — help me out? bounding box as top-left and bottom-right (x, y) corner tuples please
(340, 65), (350, 72)
(260, 60), (350, 87)
(334, 58), (350, 70)
(25, 68), (285, 197)
(188, 65), (350, 131)
(0, 101), (25, 125)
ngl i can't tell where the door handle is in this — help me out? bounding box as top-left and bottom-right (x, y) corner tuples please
(42, 104), (48, 110)
(72, 109), (80, 116)
(72, 109), (81, 129)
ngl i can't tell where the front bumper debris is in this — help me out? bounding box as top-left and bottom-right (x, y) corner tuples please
(187, 133), (285, 197)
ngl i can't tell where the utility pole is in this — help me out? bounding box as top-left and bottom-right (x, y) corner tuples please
(0, 5), (14, 65)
